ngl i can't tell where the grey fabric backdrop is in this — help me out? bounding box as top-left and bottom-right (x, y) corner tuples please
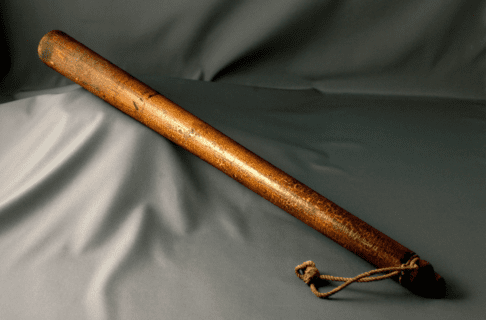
(1, 0), (485, 99)
(1, 1), (485, 319)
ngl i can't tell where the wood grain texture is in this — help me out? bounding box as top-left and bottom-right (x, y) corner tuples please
(38, 30), (445, 298)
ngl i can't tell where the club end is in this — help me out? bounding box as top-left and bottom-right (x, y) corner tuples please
(400, 258), (446, 298)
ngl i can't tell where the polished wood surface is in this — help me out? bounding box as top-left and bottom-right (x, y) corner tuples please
(38, 30), (444, 297)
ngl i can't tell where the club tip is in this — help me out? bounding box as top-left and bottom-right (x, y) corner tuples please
(38, 30), (68, 63)
(400, 258), (446, 299)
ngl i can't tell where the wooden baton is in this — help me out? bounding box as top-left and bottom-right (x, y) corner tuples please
(38, 30), (445, 298)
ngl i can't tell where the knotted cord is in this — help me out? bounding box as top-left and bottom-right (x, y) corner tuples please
(295, 256), (420, 298)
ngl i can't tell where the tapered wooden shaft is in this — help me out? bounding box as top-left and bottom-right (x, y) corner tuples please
(38, 30), (445, 297)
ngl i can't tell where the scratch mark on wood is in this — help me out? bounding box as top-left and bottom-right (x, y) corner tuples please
(148, 93), (159, 99)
